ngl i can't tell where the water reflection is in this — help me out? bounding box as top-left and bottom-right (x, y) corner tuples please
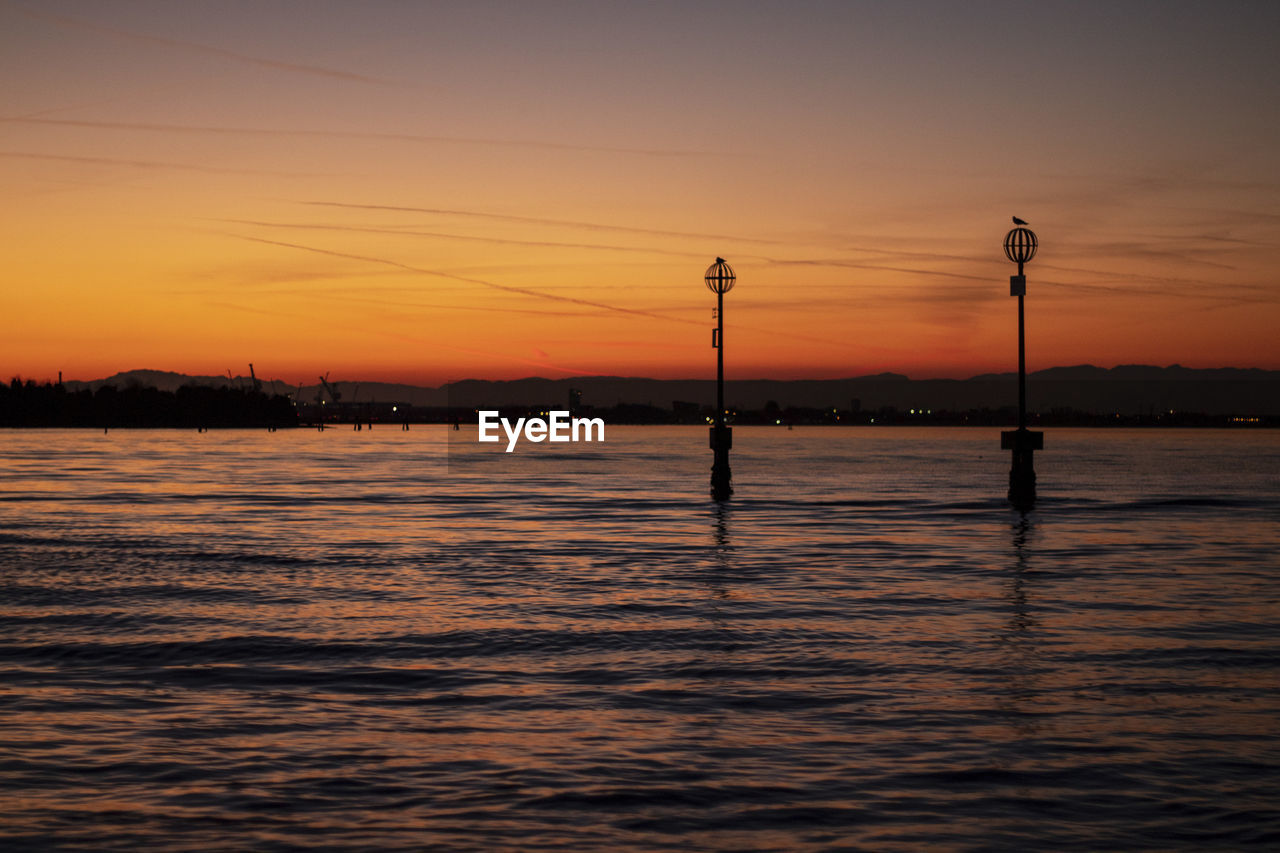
(1007, 514), (1035, 652)
(709, 502), (732, 602)
(3, 430), (1277, 850)
(996, 514), (1042, 740)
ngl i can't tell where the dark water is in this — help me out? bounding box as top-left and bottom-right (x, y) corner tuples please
(1, 426), (1278, 851)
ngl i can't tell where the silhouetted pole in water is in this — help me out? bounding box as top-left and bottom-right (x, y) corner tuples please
(706, 258), (736, 501)
(1001, 225), (1044, 510)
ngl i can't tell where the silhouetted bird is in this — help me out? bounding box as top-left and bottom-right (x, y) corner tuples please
(1012, 216), (1028, 225)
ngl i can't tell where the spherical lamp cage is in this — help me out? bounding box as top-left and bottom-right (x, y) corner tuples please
(1003, 228), (1038, 265)
(705, 257), (736, 294)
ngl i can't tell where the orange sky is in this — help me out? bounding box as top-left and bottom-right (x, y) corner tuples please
(3, 1), (1278, 386)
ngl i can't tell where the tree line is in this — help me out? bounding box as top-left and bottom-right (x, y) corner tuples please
(0, 379), (296, 429)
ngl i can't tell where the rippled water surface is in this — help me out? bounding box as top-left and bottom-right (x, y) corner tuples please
(2, 426), (1278, 850)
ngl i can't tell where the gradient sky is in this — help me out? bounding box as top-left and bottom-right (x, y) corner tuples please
(3, 0), (1278, 385)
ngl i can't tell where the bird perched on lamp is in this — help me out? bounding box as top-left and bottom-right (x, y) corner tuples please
(1012, 216), (1028, 225)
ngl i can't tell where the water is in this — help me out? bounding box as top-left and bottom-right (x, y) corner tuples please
(1, 426), (1278, 851)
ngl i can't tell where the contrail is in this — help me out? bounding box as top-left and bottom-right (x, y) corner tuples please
(229, 234), (704, 326)
(303, 201), (786, 244)
(763, 257), (997, 284)
(301, 201), (1054, 275)
(205, 301), (599, 375)
(9, 117), (724, 158)
(0, 151), (316, 176)
(178, 286), (611, 320)
(18, 6), (392, 85)
(229, 234), (861, 349)
(215, 217), (707, 259)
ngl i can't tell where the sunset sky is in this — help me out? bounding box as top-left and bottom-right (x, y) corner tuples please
(3, 0), (1278, 385)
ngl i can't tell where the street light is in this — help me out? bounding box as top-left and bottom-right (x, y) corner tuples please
(706, 257), (735, 501)
(1001, 225), (1043, 510)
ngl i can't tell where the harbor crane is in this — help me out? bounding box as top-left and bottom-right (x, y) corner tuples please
(319, 373), (342, 406)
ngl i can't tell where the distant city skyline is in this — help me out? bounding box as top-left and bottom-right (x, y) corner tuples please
(3, 1), (1278, 384)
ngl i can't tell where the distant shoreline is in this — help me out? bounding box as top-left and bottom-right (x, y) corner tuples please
(5, 367), (1278, 428)
(3, 421), (1274, 431)
(35, 365), (1280, 420)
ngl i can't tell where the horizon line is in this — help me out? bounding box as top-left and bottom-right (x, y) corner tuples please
(31, 362), (1280, 390)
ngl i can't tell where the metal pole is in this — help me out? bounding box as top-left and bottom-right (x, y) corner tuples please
(717, 289), (724, 427)
(707, 259), (733, 502)
(1001, 228), (1042, 511)
(1017, 260), (1026, 431)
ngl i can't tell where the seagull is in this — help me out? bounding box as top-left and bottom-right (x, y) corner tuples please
(1012, 216), (1028, 225)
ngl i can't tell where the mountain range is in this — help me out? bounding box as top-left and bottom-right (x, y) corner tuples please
(57, 366), (1280, 416)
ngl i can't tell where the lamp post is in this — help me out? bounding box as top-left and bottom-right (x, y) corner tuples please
(1001, 226), (1043, 510)
(706, 257), (735, 501)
